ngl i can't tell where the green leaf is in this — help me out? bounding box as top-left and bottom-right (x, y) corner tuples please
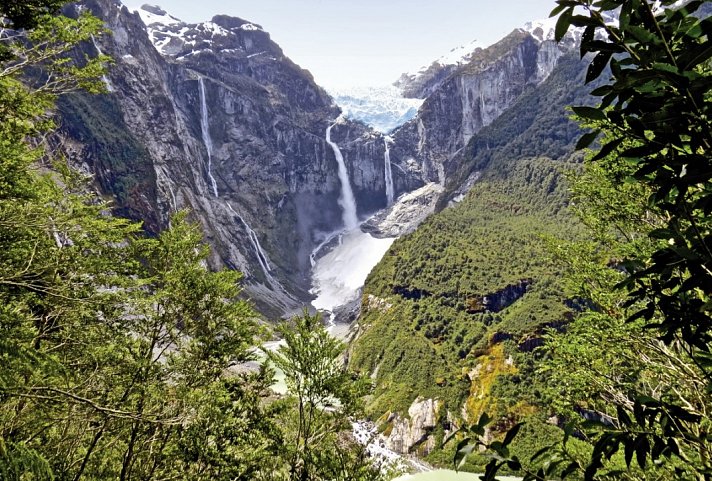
(502, 422), (523, 447)
(635, 435), (650, 469)
(572, 106), (607, 121)
(576, 131), (600, 150)
(561, 461), (580, 479)
(587, 51), (613, 84)
(507, 457), (522, 471)
(555, 7), (574, 42)
(625, 438), (635, 467)
(531, 446), (551, 462)
(616, 406), (632, 426)
(591, 137), (624, 161)
(477, 412), (492, 430)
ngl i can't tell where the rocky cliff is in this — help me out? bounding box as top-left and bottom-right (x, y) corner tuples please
(386, 26), (575, 199)
(59, 1), (401, 317)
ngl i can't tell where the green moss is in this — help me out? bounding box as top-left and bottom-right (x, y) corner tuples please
(58, 92), (158, 230)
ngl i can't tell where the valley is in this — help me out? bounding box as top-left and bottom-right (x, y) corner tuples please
(2, 0), (710, 479)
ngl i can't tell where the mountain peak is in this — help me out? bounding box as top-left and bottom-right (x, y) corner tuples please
(132, 5), (272, 59)
(136, 4), (182, 26)
(210, 15), (263, 32)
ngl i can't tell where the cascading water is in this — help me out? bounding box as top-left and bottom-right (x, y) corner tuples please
(198, 77), (219, 198)
(226, 204), (274, 282)
(90, 35), (113, 92)
(383, 136), (394, 205)
(325, 119), (359, 230)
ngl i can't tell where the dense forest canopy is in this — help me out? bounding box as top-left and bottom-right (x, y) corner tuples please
(452, 1), (712, 479)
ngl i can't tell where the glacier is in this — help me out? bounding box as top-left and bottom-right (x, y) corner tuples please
(328, 85), (424, 134)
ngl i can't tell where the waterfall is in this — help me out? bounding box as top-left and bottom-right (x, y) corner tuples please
(198, 77), (219, 198)
(226, 204), (274, 282)
(326, 120), (359, 230)
(167, 184), (177, 212)
(90, 35), (113, 92)
(383, 136), (394, 205)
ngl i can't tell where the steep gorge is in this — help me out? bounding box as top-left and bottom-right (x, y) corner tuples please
(57, 1), (592, 465)
(60, 0), (407, 316)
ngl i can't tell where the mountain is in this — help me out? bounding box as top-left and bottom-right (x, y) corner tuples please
(376, 23), (574, 214)
(53, 1), (595, 462)
(347, 50), (593, 464)
(394, 38), (484, 99)
(58, 0), (415, 317)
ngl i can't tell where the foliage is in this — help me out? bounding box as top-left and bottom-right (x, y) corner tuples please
(268, 312), (381, 481)
(350, 155), (584, 465)
(0, 5), (376, 481)
(453, 1), (712, 479)
(556, 0), (712, 350)
(58, 92), (159, 229)
(0, 0), (66, 29)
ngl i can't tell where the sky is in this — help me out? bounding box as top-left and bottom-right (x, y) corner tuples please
(124, 1), (559, 89)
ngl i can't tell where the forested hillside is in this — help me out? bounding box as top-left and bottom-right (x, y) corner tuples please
(0, 4), (380, 480)
(349, 52), (593, 466)
(2, 0), (710, 479)
(349, 1), (712, 479)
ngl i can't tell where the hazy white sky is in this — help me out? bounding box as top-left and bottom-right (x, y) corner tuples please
(125, 1), (559, 88)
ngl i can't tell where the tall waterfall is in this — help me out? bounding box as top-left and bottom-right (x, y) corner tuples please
(326, 120), (359, 230)
(198, 77), (219, 198)
(227, 204), (274, 282)
(90, 35), (113, 92)
(383, 136), (394, 205)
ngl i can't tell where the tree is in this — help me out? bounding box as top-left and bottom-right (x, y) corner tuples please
(556, 0), (712, 353)
(0, 6), (276, 480)
(268, 312), (381, 481)
(451, 1), (712, 479)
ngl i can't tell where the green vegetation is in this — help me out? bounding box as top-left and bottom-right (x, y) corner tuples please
(350, 154), (584, 467)
(452, 1), (712, 480)
(268, 313), (380, 481)
(58, 92), (159, 230)
(0, 5), (380, 480)
(348, 30), (601, 469)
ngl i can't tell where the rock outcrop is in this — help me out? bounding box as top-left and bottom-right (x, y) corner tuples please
(383, 397), (443, 455)
(387, 28), (575, 197)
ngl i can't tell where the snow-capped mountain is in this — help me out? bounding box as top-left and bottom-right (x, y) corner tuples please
(133, 4), (267, 59)
(329, 86), (424, 134)
(394, 38), (483, 98)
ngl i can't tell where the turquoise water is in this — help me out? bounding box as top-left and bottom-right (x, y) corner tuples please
(395, 469), (521, 481)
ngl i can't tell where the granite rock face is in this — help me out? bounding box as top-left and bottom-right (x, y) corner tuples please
(387, 29), (572, 194)
(57, 1), (577, 317)
(384, 397), (443, 455)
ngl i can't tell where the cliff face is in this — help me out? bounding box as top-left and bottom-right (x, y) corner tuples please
(387, 29), (571, 194)
(57, 1), (578, 317)
(59, 0), (401, 316)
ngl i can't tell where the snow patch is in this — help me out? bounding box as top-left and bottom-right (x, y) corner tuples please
(240, 23), (263, 31)
(522, 16), (560, 42)
(201, 21), (230, 37)
(435, 38), (484, 66)
(134, 4), (182, 26)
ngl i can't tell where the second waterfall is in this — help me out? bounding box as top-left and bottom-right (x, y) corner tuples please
(198, 77), (219, 198)
(326, 119), (359, 230)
